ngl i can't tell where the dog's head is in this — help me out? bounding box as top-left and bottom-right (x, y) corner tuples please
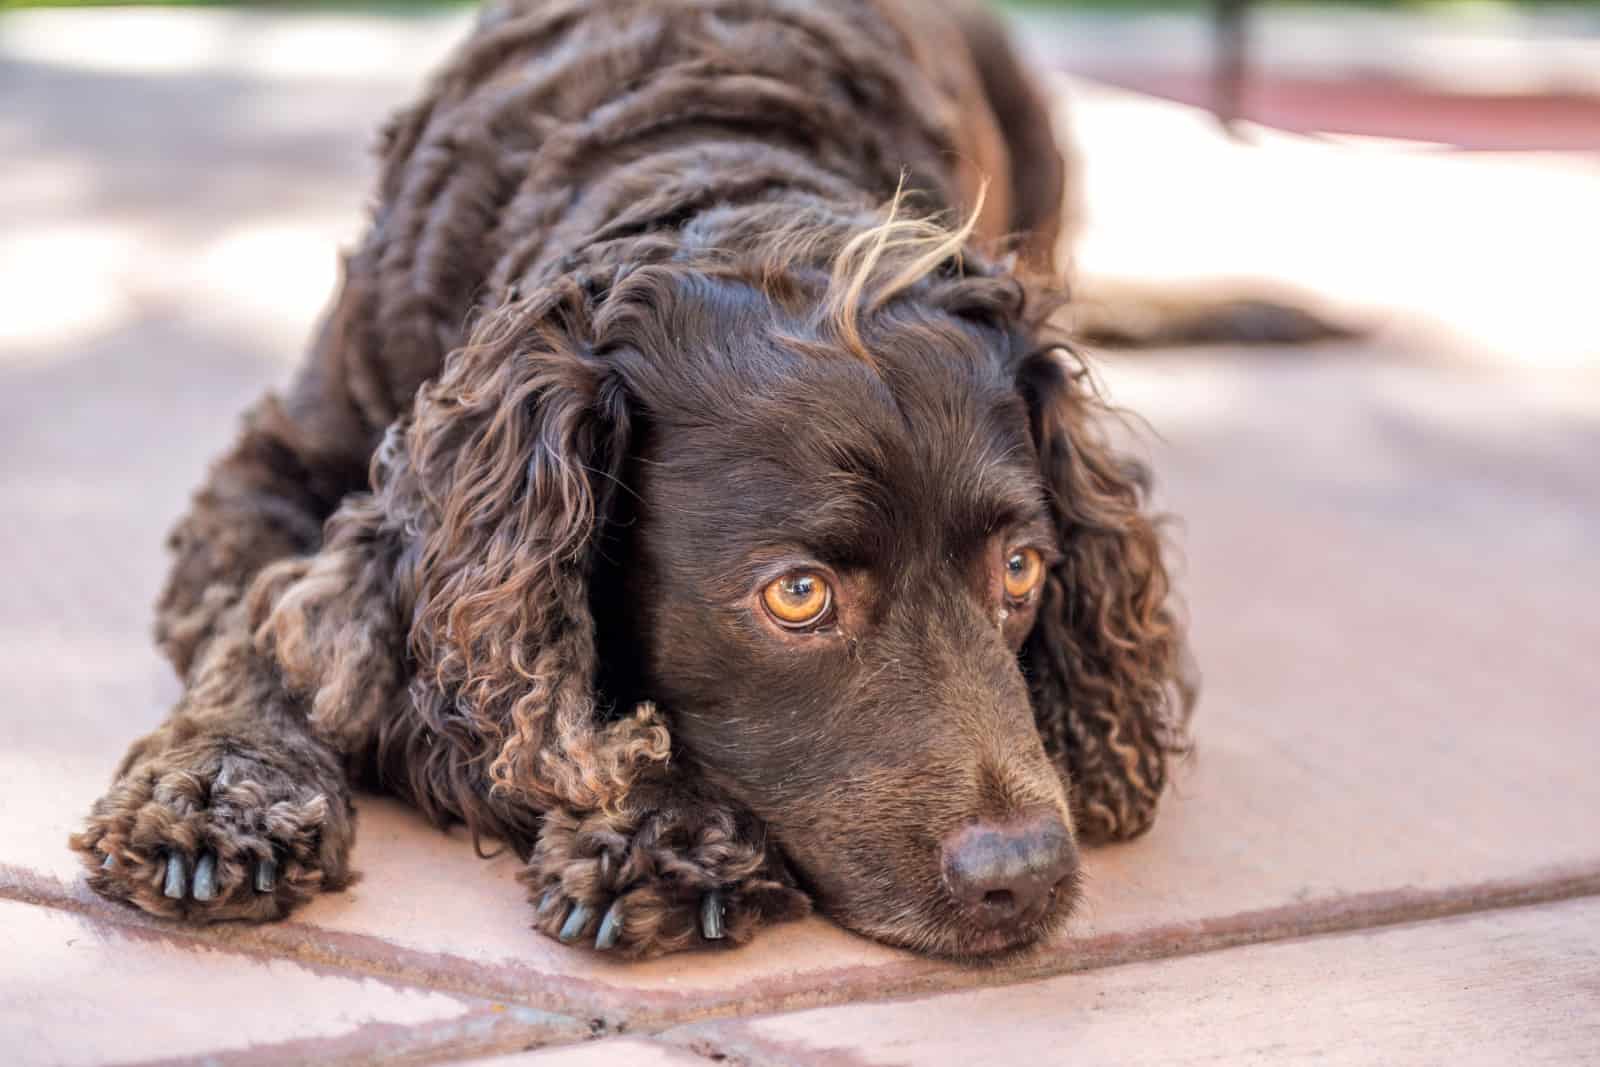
(400, 202), (1187, 958)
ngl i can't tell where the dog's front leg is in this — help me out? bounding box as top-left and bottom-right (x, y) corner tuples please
(72, 492), (408, 920)
(522, 763), (810, 958)
(70, 603), (358, 921)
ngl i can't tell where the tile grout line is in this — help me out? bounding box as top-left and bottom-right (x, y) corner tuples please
(585, 865), (1600, 1067)
(294, 844), (1600, 1067)
(12, 863), (1600, 1067)
(0, 871), (606, 1065)
(7, 860), (1600, 1044)
(109, 1008), (599, 1067)
(639, 874), (1600, 1067)
(0, 863), (631, 1027)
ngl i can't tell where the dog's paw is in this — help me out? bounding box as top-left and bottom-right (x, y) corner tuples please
(70, 744), (353, 922)
(523, 804), (810, 958)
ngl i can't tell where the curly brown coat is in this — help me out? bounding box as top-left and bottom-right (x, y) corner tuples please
(72, 0), (1191, 959)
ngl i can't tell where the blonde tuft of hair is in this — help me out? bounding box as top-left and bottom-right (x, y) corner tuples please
(824, 175), (989, 364)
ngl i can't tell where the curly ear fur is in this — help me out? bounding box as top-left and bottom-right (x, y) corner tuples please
(392, 283), (671, 836)
(1016, 344), (1194, 844)
(251, 279), (671, 853)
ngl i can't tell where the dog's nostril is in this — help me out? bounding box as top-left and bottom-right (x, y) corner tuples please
(941, 808), (1078, 928)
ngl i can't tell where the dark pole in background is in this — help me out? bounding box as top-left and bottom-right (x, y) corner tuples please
(1214, 0), (1250, 136)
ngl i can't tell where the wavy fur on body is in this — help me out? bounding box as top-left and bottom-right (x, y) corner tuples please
(73, 0), (1190, 958)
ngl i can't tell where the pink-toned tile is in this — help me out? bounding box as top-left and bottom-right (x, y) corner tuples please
(7, 345), (1600, 1027)
(4, 17), (1598, 1035)
(289, 798), (912, 1016)
(467, 1037), (708, 1066)
(670, 896), (1600, 1066)
(0, 899), (581, 1067)
(248, 354), (1600, 1018)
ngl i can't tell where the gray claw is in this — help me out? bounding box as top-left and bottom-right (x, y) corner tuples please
(595, 900), (625, 950)
(163, 854), (188, 900)
(192, 853), (218, 901)
(254, 857), (277, 893)
(700, 890), (726, 941)
(536, 888), (562, 920)
(100, 852), (116, 871)
(558, 902), (592, 943)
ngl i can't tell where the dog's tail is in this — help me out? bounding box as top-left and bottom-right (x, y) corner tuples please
(1062, 274), (1366, 348)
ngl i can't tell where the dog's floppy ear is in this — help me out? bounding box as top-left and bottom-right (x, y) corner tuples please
(1014, 344), (1193, 843)
(394, 277), (669, 837)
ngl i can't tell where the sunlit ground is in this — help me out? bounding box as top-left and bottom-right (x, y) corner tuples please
(1065, 77), (1600, 374)
(1012, 4), (1600, 99)
(1, 0), (1596, 552)
(0, 16), (1596, 1052)
(0, 10), (464, 363)
(4, 7), (1596, 380)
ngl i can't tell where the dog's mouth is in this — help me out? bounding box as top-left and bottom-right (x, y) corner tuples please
(812, 861), (1081, 962)
(875, 896), (1075, 962)
(947, 921), (1057, 961)
(934, 867), (1081, 961)
(762, 793), (1083, 961)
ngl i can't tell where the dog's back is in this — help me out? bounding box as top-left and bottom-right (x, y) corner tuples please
(311, 0), (1055, 435)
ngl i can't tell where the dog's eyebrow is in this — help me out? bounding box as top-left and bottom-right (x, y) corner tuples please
(771, 468), (894, 562)
(951, 459), (1054, 543)
(758, 437), (1049, 566)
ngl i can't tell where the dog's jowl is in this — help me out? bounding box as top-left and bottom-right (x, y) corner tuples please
(72, 0), (1191, 959)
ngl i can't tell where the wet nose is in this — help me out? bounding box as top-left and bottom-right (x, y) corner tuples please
(940, 809), (1078, 927)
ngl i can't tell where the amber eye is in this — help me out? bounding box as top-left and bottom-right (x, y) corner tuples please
(762, 571), (833, 629)
(1003, 548), (1045, 601)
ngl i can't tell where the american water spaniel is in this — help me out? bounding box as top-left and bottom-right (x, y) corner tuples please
(72, 0), (1193, 959)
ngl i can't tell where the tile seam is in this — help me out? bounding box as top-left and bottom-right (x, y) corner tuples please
(6, 859), (1599, 1035)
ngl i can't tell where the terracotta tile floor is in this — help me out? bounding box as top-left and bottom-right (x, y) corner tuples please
(3, 10), (1597, 1066)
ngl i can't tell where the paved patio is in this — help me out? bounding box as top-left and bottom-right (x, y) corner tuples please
(2, 9), (1598, 1066)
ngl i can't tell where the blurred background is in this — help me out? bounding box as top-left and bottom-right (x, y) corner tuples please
(4, 0), (1596, 372)
(2, 0), (1596, 822)
(2, 5), (1595, 689)
(5, 0), (1595, 572)
(2, 3), (1597, 1061)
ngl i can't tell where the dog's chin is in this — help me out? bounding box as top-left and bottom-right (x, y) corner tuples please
(834, 880), (1079, 963)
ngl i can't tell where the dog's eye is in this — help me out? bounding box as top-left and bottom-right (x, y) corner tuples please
(762, 572), (833, 629)
(1003, 548), (1045, 601)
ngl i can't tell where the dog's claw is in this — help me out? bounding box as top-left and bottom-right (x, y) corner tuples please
(700, 890), (726, 941)
(536, 888), (561, 920)
(254, 857), (277, 894)
(559, 902), (593, 944)
(162, 854), (188, 900)
(192, 853), (218, 901)
(595, 900), (625, 950)
(100, 852), (115, 871)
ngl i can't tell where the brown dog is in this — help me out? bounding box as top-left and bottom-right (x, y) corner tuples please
(72, 0), (1191, 959)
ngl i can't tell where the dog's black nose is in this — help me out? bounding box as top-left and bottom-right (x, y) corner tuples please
(941, 809), (1078, 928)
